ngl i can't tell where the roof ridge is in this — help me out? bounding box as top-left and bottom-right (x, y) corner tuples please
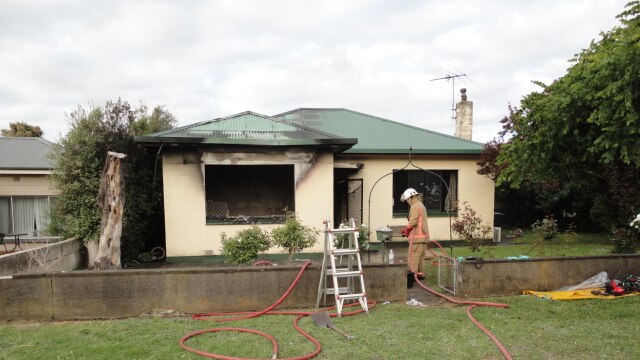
(150, 111), (271, 136)
(0, 136), (58, 146)
(170, 110), (350, 141)
(269, 116), (348, 140)
(274, 108), (485, 146)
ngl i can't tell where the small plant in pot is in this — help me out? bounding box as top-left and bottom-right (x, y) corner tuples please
(271, 215), (319, 263)
(220, 226), (272, 265)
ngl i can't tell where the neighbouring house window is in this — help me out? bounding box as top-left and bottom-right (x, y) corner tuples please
(0, 197), (10, 234)
(204, 165), (295, 224)
(392, 170), (458, 217)
(0, 196), (55, 236)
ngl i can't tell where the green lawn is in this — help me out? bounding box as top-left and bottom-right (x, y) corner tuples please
(2, 232), (634, 359)
(1, 294), (639, 359)
(446, 231), (614, 260)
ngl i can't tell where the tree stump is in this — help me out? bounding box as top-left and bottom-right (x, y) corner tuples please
(93, 151), (127, 269)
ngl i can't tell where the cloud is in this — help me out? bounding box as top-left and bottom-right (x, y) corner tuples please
(0, 0), (626, 142)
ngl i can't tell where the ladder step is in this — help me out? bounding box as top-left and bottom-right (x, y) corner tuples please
(328, 270), (362, 277)
(327, 228), (358, 234)
(337, 293), (366, 300)
(325, 287), (350, 295)
(327, 267), (359, 274)
(331, 249), (360, 256)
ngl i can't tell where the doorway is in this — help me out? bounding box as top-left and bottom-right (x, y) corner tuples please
(334, 178), (363, 227)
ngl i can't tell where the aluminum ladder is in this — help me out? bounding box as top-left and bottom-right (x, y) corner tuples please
(315, 219), (369, 316)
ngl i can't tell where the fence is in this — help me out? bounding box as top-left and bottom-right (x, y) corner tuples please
(0, 238), (83, 277)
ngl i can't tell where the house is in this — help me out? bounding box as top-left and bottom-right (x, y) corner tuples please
(134, 103), (494, 260)
(0, 137), (59, 237)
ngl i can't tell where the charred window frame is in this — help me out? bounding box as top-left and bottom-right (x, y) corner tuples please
(204, 165), (295, 224)
(392, 169), (458, 217)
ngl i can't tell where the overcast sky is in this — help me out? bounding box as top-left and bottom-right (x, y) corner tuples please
(0, 0), (626, 143)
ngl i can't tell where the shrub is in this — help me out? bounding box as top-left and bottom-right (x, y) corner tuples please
(531, 215), (558, 240)
(631, 213), (640, 232)
(271, 216), (319, 263)
(333, 222), (369, 250)
(334, 232), (349, 249)
(220, 226), (272, 265)
(610, 227), (639, 254)
(610, 213), (640, 254)
(451, 202), (492, 252)
(358, 224), (370, 250)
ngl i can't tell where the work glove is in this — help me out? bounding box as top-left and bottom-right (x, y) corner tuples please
(400, 226), (413, 237)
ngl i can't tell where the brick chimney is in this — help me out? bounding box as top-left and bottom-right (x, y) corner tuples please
(455, 88), (473, 140)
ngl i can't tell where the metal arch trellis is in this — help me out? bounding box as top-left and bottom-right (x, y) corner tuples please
(366, 147), (455, 257)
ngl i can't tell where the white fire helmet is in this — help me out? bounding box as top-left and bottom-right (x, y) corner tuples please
(400, 188), (419, 202)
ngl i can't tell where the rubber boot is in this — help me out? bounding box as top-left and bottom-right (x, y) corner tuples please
(407, 272), (415, 288)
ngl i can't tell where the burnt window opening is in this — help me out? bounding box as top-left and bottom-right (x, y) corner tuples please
(392, 169), (458, 217)
(205, 165), (295, 224)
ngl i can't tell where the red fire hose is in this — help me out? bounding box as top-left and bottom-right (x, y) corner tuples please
(182, 244), (512, 359)
(180, 261), (374, 359)
(411, 240), (513, 360)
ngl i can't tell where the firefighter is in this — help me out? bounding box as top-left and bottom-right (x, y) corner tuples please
(400, 188), (429, 287)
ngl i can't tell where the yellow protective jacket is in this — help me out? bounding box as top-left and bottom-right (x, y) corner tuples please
(407, 200), (429, 243)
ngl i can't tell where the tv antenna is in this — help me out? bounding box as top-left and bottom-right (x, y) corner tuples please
(430, 72), (470, 120)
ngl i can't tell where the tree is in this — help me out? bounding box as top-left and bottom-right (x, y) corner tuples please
(121, 104), (177, 262)
(1, 122), (43, 137)
(494, 2), (640, 231)
(51, 99), (176, 268)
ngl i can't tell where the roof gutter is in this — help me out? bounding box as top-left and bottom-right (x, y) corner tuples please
(0, 169), (53, 175)
(134, 136), (358, 153)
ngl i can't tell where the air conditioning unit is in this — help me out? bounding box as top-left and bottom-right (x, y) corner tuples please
(493, 227), (502, 243)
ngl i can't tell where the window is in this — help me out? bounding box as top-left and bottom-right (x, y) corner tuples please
(392, 170), (457, 216)
(0, 196), (55, 236)
(204, 165), (295, 224)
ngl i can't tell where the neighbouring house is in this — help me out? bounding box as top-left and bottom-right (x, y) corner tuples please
(0, 137), (59, 237)
(135, 101), (494, 260)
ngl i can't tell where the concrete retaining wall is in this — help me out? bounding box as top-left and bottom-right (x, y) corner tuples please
(0, 263), (406, 321)
(456, 254), (640, 297)
(0, 238), (83, 277)
(4, 254), (639, 321)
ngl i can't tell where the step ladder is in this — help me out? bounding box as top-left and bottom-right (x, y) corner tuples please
(315, 219), (369, 316)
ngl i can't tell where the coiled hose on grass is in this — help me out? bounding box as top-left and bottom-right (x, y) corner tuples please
(179, 261), (374, 359)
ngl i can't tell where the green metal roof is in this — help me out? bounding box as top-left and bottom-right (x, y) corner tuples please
(273, 108), (484, 154)
(135, 111), (357, 150)
(135, 108), (485, 155)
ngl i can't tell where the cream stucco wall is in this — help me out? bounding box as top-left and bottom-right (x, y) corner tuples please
(0, 173), (58, 196)
(163, 149), (494, 257)
(346, 156), (495, 242)
(162, 149), (333, 257)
